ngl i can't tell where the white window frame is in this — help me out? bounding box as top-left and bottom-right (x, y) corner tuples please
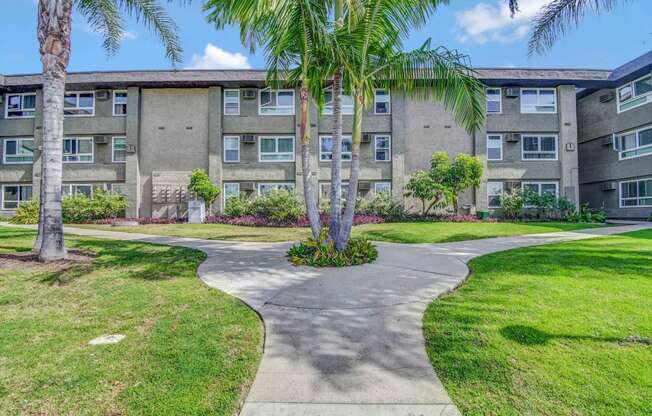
(64, 91), (95, 117)
(322, 86), (354, 115)
(616, 125), (652, 160)
(223, 182), (241, 206)
(110, 183), (127, 195)
(374, 135), (391, 162)
(520, 88), (557, 114)
(617, 73), (652, 113)
(374, 182), (391, 194)
(619, 177), (652, 208)
(487, 181), (503, 208)
(63, 137), (94, 163)
(223, 135), (241, 162)
(522, 181), (559, 207)
(521, 134), (558, 161)
(224, 89), (240, 116)
(319, 135), (352, 162)
(320, 181), (349, 201)
(487, 134), (503, 161)
(112, 90), (128, 116)
(258, 136), (295, 162)
(1, 184), (33, 210)
(62, 183), (94, 198)
(258, 88), (295, 115)
(111, 136), (127, 163)
(486, 88), (502, 114)
(3, 137), (35, 164)
(257, 182), (295, 196)
(4, 93), (36, 119)
(374, 89), (391, 114)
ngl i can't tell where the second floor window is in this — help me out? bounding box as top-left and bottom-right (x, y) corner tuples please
(522, 135), (557, 160)
(374, 89), (390, 114)
(487, 135), (502, 160)
(112, 137), (126, 163)
(259, 136), (294, 162)
(3, 138), (34, 164)
(322, 86), (354, 115)
(113, 91), (127, 116)
(617, 74), (652, 112)
(224, 136), (240, 162)
(5, 93), (36, 118)
(486, 88), (501, 113)
(64, 92), (94, 116)
(375, 135), (391, 161)
(259, 89), (294, 115)
(224, 89), (240, 115)
(63, 137), (93, 162)
(521, 88), (556, 113)
(617, 125), (652, 160)
(320, 135), (352, 161)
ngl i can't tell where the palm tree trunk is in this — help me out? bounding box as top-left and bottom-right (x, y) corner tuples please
(36, 0), (72, 261)
(299, 82), (321, 239)
(328, 69), (343, 242)
(336, 90), (363, 250)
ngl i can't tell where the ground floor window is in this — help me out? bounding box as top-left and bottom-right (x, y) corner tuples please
(110, 183), (127, 195)
(620, 178), (652, 207)
(374, 182), (391, 194)
(2, 184), (32, 209)
(487, 181), (503, 208)
(258, 183), (295, 196)
(62, 184), (93, 197)
(320, 182), (349, 200)
(223, 182), (241, 203)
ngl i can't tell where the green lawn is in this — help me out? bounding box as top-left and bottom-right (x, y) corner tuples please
(0, 227), (262, 415)
(74, 221), (606, 244)
(423, 230), (652, 415)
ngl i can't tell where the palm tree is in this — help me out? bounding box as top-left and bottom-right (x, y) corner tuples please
(333, 0), (486, 250)
(204, 0), (334, 239)
(507, 0), (631, 55)
(34, 0), (184, 261)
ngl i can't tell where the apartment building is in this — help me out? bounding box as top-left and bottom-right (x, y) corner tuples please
(1, 51), (650, 219)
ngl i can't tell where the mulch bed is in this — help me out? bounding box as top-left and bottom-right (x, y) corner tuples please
(0, 249), (97, 273)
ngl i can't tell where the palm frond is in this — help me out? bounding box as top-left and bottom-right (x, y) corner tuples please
(76, 0), (123, 55)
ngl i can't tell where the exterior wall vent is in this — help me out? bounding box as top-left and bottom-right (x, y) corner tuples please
(240, 182), (255, 192)
(358, 181), (371, 190)
(599, 91), (615, 103)
(242, 89), (256, 99)
(242, 134), (256, 144)
(505, 133), (520, 143)
(601, 182), (617, 191)
(505, 88), (519, 98)
(93, 135), (109, 144)
(96, 90), (111, 101)
(361, 133), (372, 143)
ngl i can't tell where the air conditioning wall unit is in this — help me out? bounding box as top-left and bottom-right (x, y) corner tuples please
(505, 88), (520, 98)
(361, 133), (372, 144)
(240, 182), (255, 192)
(601, 181), (617, 191)
(93, 135), (109, 144)
(96, 90), (111, 101)
(505, 133), (521, 143)
(358, 181), (371, 190)
(599, 91), (615, 103)
(242, 134), (256, 144)
(242, 89), (256, 99)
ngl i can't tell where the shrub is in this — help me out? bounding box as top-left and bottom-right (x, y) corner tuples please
(188, 169), (220, 210)
(565, 203), (606, 223)
(10, 199), (39, 224)
(252, 190), (304, 222)
(358, 192), (406, 218)
(224, 196), (254, 217)
(63, 190), (128, 223)
(62, 194), (93, 223)
(287, 229), (378, 267)
(500, 188), (524, 220)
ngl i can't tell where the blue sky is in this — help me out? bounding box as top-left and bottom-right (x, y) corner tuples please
(2, 0), (651, 75)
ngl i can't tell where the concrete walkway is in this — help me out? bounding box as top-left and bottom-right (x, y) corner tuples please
(4, 222), (651, 416)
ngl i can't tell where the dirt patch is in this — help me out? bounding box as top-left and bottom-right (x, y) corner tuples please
(0, 249), (97, 273)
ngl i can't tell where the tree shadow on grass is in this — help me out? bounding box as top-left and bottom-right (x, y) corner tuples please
(500, 324), (624, 346)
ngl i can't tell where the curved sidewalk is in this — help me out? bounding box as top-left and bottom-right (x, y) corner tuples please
(5, 222), (651, 416)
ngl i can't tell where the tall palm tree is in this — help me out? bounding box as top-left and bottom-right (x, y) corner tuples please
(333, 0), (486, 250)
(204, 0), (334, 239)
(34, 0), (184, 261)
(507, 0), (631, 55)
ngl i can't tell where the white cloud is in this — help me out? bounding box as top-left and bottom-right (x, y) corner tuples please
(185, 43), (252, 70)
(121, 30), (138, 41)
(455, 0), (548, 44)
(81, 25), (138, 41)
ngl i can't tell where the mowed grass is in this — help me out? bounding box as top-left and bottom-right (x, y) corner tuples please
(0, 227), (262, 416)
(74, 221), (605, 244)
(423, 230), (652, 415)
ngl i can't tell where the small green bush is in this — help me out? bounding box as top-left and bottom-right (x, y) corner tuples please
(565, 203), (606, 223)
(288, 228), (378, 267)
(189, 169), (220, 207)
(63, 189), (128, 223)
(224, 196), (254, 217)
(500, 188), (524, 220)
(358, 191), (406, 218)
(9, 199), (39, 224)
(253, 190), (304, 222)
